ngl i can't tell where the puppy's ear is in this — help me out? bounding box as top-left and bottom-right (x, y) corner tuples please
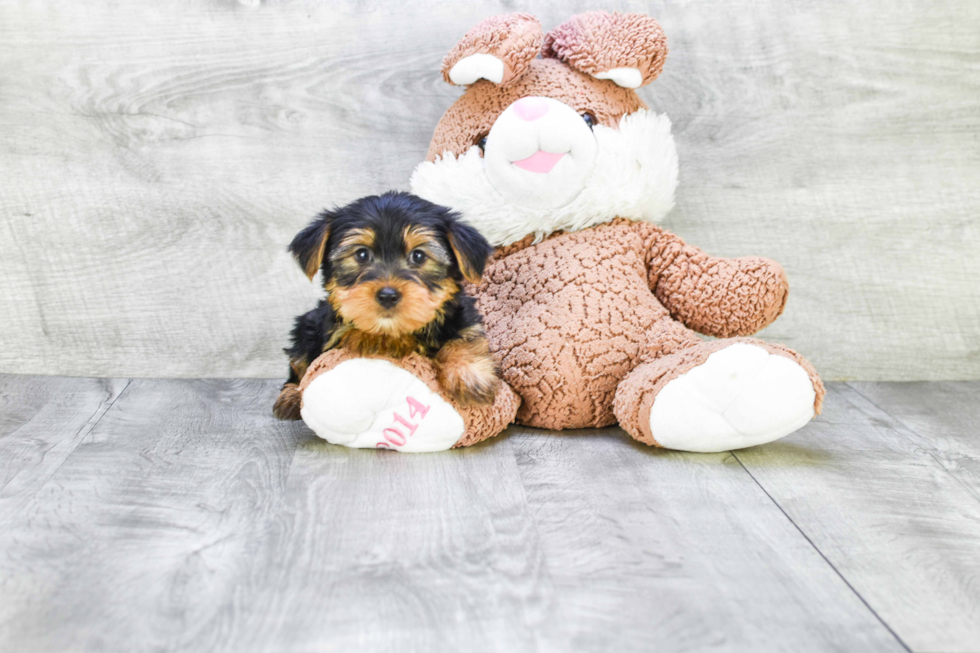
(288, 210), (334, 281)
(446, 217), (493, 284)
(442, 13), (543, 87)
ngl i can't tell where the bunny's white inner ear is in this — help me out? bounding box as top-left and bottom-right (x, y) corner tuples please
(449, 54), (505, 85)
(592, 67), (643, 89)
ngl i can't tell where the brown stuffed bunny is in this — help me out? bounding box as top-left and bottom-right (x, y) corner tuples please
(298, 11), (824, 453)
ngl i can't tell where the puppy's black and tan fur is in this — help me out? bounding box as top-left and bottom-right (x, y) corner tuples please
(273, 192), (499, 420)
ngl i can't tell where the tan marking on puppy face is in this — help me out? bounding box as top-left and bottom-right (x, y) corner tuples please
(326, 228), (380, 291)
(324, 222), (461, 359)
(337, 228), (375, 249)
(427, 58), (644, 161)
(404, 225), (452, 270)
(327, 277), (459, 337)
(435, 325), (500, 405)
(331, 228), (376, 267)
(404, 225), (438, 253)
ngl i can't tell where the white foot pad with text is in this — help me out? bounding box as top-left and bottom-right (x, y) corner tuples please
(301, 359), (464, 453)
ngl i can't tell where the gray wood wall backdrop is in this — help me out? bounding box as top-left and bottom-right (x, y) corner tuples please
(1, 0), (978, 380)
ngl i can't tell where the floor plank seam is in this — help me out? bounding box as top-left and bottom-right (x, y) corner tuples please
(843, 382), (980, 506)
(730, 450), (913, 653)
(0, 377), (70, 447)
(1, 409), (44, 448)
(1, 378), (132, 504)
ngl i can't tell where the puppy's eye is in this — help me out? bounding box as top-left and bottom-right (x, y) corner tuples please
(354, 248), (371, 263)
(409, 249), (427, 265)
(581, 112), (597, 129)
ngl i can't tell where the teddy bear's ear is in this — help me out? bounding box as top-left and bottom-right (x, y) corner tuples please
(441, 13), (543, 87)
(542, 11), (667, 89)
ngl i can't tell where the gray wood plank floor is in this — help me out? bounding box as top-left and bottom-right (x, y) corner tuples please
(1, 376), (978, 653)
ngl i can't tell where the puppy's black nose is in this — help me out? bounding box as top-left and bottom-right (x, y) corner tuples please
(375, 287), (401, 308)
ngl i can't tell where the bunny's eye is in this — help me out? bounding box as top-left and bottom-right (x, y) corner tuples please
(475, 133), (489, 153)
(581, 112), (597, 129)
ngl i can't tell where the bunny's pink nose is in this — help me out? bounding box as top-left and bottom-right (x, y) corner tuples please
(512, 97), (549, 121)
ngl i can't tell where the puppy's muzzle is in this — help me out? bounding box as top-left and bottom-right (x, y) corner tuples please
(375, 286), (402, 309)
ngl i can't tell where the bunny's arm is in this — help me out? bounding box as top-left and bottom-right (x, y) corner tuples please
(634, 222), (789, 338)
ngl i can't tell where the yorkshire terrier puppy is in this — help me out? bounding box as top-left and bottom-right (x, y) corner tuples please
(273, 191), (500, 420)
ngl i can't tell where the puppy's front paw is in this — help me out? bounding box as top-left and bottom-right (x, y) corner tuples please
(273, 383), (303, 420)
(443, 367), (500, 406)
(435, 336), (500, 406)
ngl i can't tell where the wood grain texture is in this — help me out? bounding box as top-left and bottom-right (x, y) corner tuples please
(0, 0), (976, 380)
(220, 436), (551, 653)
(510, 427), (905, 652)
(735, 384), (980, 652)
(848, 381), (980, 501)
(6, 377), (980, 651)
(0, 377), (305, 652)
(0, 374), (128, 510)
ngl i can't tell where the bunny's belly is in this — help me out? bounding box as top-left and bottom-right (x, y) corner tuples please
(476, 222), (671, 430)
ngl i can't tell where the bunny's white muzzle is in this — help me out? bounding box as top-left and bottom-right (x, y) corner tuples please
(483, 96), (598, 210)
